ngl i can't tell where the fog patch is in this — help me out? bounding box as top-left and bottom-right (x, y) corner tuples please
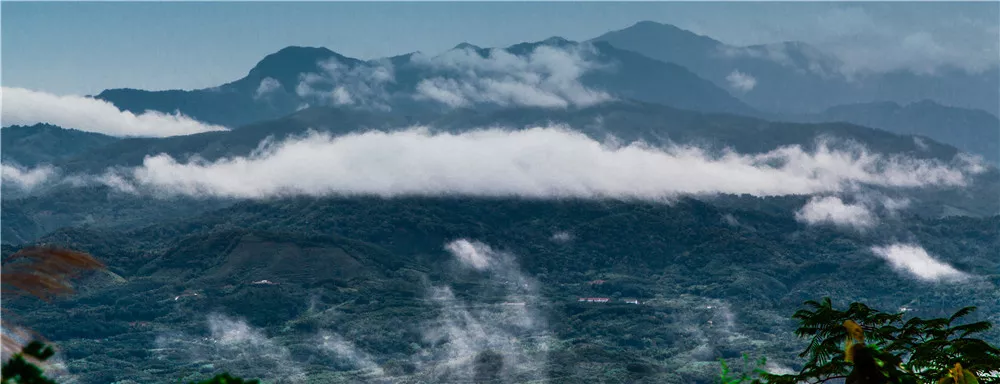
(413, 44), (612, 108)
(295, 58), (395, 111)
(1, 87), (228, 137)
(254, 77), (282, 100)
(415, 239), (550, 382)
(153, 314), (306, 383)
(445, 239), (494, 271)
(550, 231), (573, 243)
(1, 163), (56, 191)
(870, 243), (969, 282)
(317, 332), (387, 379)
(795, 195), (877, 230)
(726, 70), (757, 92)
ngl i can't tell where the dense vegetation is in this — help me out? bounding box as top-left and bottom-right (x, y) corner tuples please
(2, 196), (997, 383)
(760, 299), (999, 384)
(5, 298), (997, 383)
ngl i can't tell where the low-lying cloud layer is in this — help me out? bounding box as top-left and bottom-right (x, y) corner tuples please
(1, 87), (228, 137)
(870, 243), (968, 282)
(412, 45), (612, 108)
(97, 126), (978, 199)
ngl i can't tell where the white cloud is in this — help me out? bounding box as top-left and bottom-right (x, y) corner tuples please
(331, 86), (353, 105)
(550, 231), (573, 243)
(1, 87), (228, 137)
(954, 152), (988, 174)
(413, 45), (612, 108)
(417, 239), (548, 381)
(795, 196), (877, 230)
(726, 70), (757, 92)
(445, 239), (494, 270)
(1, 163), (56, 191)
(879, 196), (911, 212)
(253, 77), (282, 100)
(416, 285), (549, 382)
(306, 239), (548, 382)
(94, 126), (977, 199)
(870, 243), (968, 282)
(294, 58), (394, 110)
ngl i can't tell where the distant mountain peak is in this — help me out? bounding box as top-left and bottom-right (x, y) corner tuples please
(909, 99), (943, 108)
(541, 36), (574, 46)
(631, 20), (664, 28)
(609, 20), (721, 45)
(452, 42), (482, 51)
(245, 46), (360, 88)
(588, 20), (724, 65)
(629, 20), (691, 33)
(254, 46), (338, 68)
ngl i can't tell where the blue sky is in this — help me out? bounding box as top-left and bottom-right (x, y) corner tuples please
(3, 1), (997, 95)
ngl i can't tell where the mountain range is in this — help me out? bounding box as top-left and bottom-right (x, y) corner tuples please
(74, 21), (1000, 164)
(794, 99), (1000, 164)
(94, 38), (757, 128)
(591, 21), (1000, 115)
(87, 21), (1000, 124)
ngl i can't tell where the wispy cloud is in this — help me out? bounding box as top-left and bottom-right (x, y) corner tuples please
(96, 126), (977, 200)
(294, 58), (395, 110)
(714, 5), (998, 77)
(550, 231), (573, 243)
(718, 43), (840, 78)
(253, 77), (282, 100)
(445, 239), (494, 271)
(416, 239), (548, 382)
(154, 314), (307, 383)
(1, 163), (56, 191)
(313, 239), (550, 382)
(1, 87), (228, 137)
(795, 196), (877, 230)
(726, 70), (757, 92)
(316, 332), (387, 379)
(413, 45), (612, 108)
(870, 243), (968, 282)
(809, 6), (998, 76)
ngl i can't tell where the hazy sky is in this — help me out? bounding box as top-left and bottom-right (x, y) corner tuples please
(3, 1), (997, 95)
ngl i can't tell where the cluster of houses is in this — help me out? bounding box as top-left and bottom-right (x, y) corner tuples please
(577, 297), (642, 305)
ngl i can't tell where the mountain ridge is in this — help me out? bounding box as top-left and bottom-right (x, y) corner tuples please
(590, 20), (1000, 114)
(90, 37), (757, 127)
(795, 99), (1000, 164)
